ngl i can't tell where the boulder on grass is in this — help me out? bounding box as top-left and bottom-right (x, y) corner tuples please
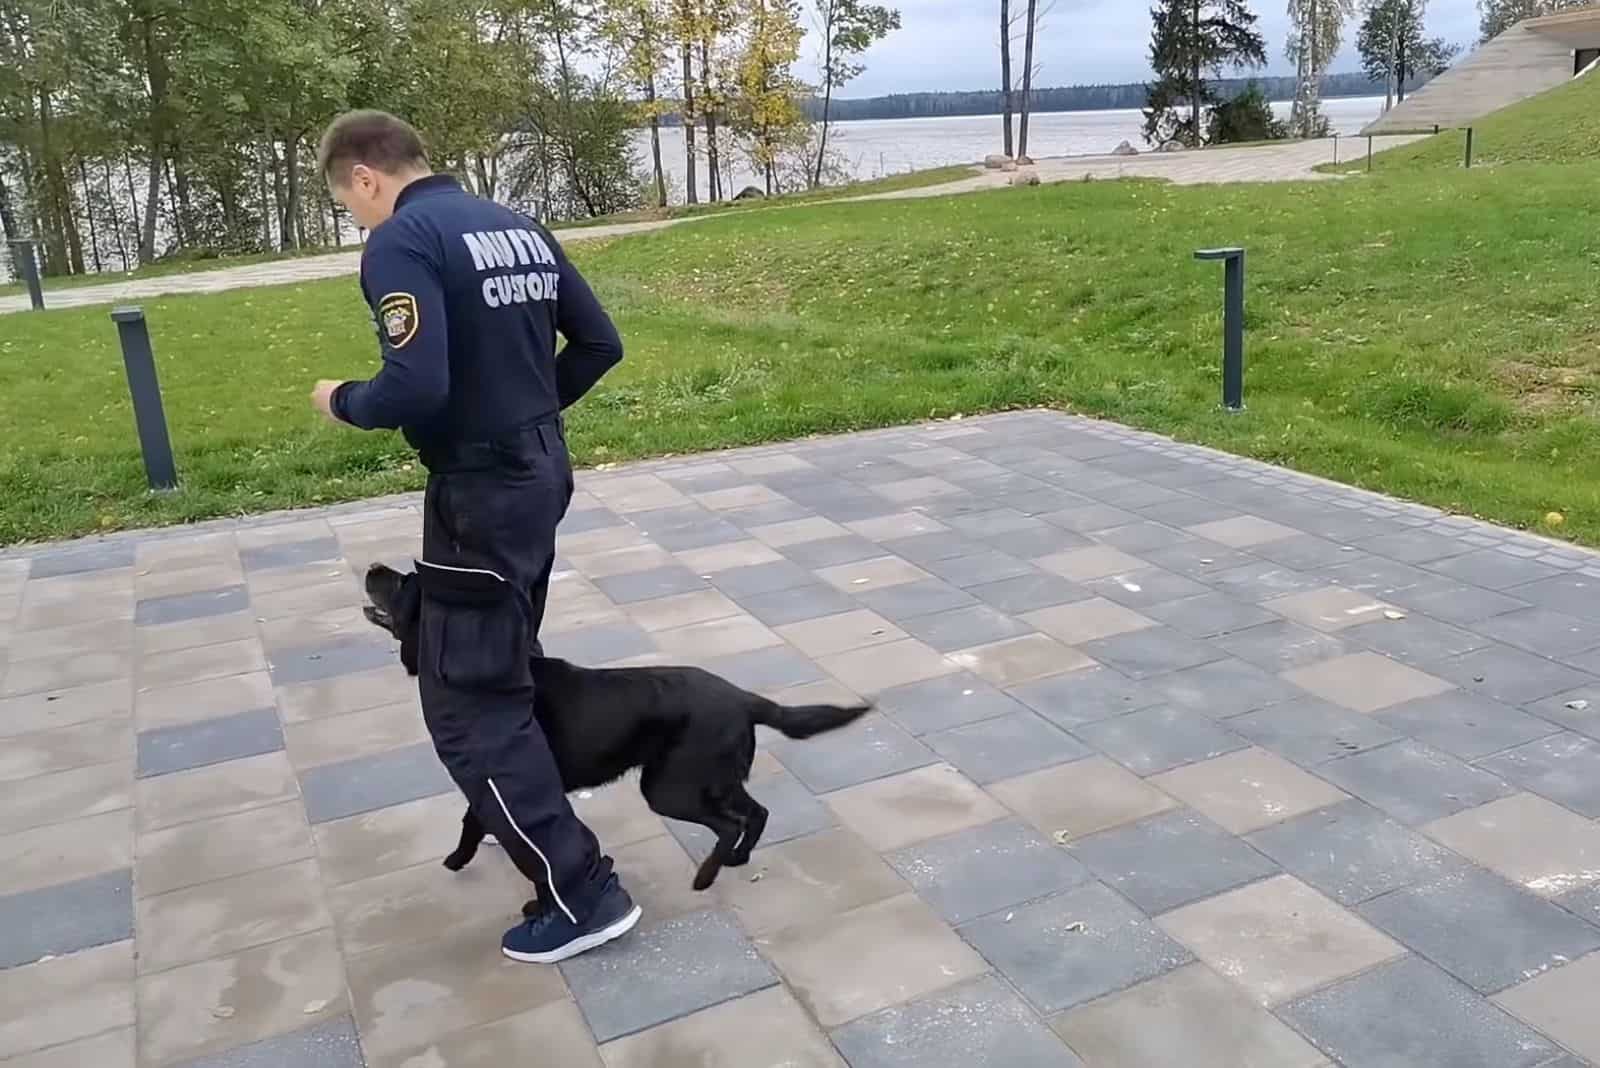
(733, 185), (766, 201)
(1159, 140), (1186, 153)
(984, 153), (1012, 169)
(1009, 171), (1041, 187)
(1112, 140), (1139, 157)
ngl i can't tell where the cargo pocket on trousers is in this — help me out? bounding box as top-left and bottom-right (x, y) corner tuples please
(415, 560), (531, 692)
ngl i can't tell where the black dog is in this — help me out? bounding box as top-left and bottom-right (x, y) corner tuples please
(362, 562), (870, 894)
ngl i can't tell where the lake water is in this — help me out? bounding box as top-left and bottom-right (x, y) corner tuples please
(637, 95), (1386, 202)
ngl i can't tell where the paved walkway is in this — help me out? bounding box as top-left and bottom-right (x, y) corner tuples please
(0, 137), (1418, 316)
(5, 410), (1599, 1067)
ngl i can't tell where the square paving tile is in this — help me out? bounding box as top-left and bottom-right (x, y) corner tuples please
(1079, 627), (1225, 680)
(0, 868), (132, 969)
(1344, 613), (1493, 668)
(1184, 515), (1299, 548)
(1265, 587), (1394, 632)
(703, 645), (826, 693)
(832, 975), (1083, 1068)
(968, 572), (1092, 615)
(1357, 865), (1600, 995)
(3, 759), (132, 837)
(766, 713), (935, 793)
(1431, 645), (1596, 706)
(593, 566), (710, 604)
(173, 1017), (365, 1068)
(312, 793), (470, 887)
(817, 556), (931, 593)
(1318, 740), (1513, 826)
(759, 893), (987, 1028)
(135, 707), (284, 778)
(674, 539), (785, 574)
(1528, 685), (1600, 741)
(1424, 549), (1564, 591)
(824, 764), (1008, 853)
(914, 549), (1035, 590)
(714, 828), (907, 936)
(542, 622), (659, 664)
(1074, 704), (1248, 776)
(1477, 732), (1600, 819)
(1083, 568), (1213, 612)
(1034, 546), (1149, 582)
(1285, 651), (1455, 713)
(3, 649), (132, 698)
(1069, 808), (1279, 914)
(1245, 799), (1463, 906)
(1007, 667), (1161, 729)
(886, 818), (1091, 925)
(1021, 597), (1156, 646)
(1214, 620), (1350, 673)
(1149, 747), (1348, 835)
(878, 531), (982, 566)
(1156, 874), (1403, 1006)
(666, 768), (834, 859)
(710, 559), (818, 599)
(1049, 962), (1327, 1068)
(895, 604), (1034, 652)
(623, 589), (740, 632)
(0, 809), (128, 899)
(960, 881), (1193, 1015)
(923, 711), (1090, 784)
(135, 671), (276, 731)
(239, 536), (341, 572)
(135, 751), (299, 834)
(28, 543), (136, 579)
(0, 718), (131, 786)
(990, 755), (1179, 842)
(1494, 951), (1600, 1065)
(0, 941), (134, 1061)
(1424, 793), (1600, 898)
(735, 583), (858, 626)
(0, 678), (132, 739)
(1144, 592), (1278, 639)
(945, 633), (1092, 688)
(853, 579), (978, 622)
(135, 858), (333, 974)
(818, 638), (957, 695)
(651, 614), (780, 661)
(3, 1028), (136, 1068)
(136, 799), (313, 897)
(1283, 955), (1560, 1068)
(1373, 691), (1559, 762)
(874, 672), (1027, 736)
(601, 985), (843, 1068)
(137, 637), (267, 690)
(1146, 657), (1301, 719)
(1473, 607), (1599, 660)
(1228, 696), (1404, 767)
(297, 742), (453, 825)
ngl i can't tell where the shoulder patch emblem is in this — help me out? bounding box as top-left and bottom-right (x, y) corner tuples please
(378, 292), (420, 348)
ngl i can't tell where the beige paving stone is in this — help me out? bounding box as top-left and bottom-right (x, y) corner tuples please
(601, 985), (844, 1068)
(0, 678), (132, 738)
(0, 809), (131, 896)
(3, 1027), (136, 1068)
(1023, 597), (1158, 646)
(235, 518), (335, 550)
(137, 611), (259, 656)
(694, 484), (787, 511)
(824, 763), (1007, 852)
(1493, 951), (1600, 1064)
(1283, 651), (1454, 714)
(570, 544), (680, 580)
(314, 792), (468, 887)
(246, 560), (352, 596)
(945, 633), (1094, 688)
(1157, 875), (1404, 1006)
(714, 828), (908, 936)
(1034, 546), (1148, 582)
(768, 678), (868, 713)
(135, 561), (246, 600)
(1424, 793), (1600, 898)
(847, 512), (950, 541)
(1150, 748), (1350, 835)
(136, 799), (313, 897)
(0, 942), (134, 1060)
(0, 719), (131, 782)
(776, 609), (906, 659)
(675, 539), (785, 573)
(136, 671), (275, 730)
(622, 588), (741, 632)
(750, 516), (851, 548)
(589, 475), (691, 513)
(1265, 587), (1394, 633)
(816, 556), (931, 592)
(654, 614), (781, 659)
(557, 524), (650, 557)
(276, 665), (418, 725)
(730, 453), (815, 476)
(0, 758), (132, 835)
(283, 700), (428, 769)
(818, 638), (957, 695)
(135, 859), (333, 974)
(991, 756), (1179, 841)
(573, 779), (668, 850)
(251, 580), (361, 621)
(874, 476), (962, 503)
(136, 750), (300, 833)
(379, 999), (603, 1068)
(613, 834), (704, 921)
(5, 617), (134, 663)
(1186, 516), (1301, 548)
(137, 637), (267, 690)
(1051, 962), (1329, 1068)
(757, 893), (987, 1027)
(2, 649), (132, 697)
(136, 533), (239, 572)
(327, 853), (530, 956)
(136, 929), (348, 1067)
(257, 605), (375, 656)
(347, 922), (570, 1062)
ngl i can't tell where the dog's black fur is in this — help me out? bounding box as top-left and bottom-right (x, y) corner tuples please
(362, 562), (871, 895)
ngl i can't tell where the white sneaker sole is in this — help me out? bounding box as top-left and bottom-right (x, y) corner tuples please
(502, 905), (642, 965)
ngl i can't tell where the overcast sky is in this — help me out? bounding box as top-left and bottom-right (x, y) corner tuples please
(813, 0), (1483, 97)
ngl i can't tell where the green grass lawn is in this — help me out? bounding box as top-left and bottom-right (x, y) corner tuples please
(3, 162), (1598, 546)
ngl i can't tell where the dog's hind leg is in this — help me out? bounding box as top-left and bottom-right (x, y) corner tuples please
(726, 785), (767, 868)
(643, 778), (742, 891)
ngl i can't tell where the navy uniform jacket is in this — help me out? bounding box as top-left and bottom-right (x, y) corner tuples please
(331, 174), (622, 456)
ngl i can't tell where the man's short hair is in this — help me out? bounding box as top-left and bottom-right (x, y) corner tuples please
(318, 111), (429, 186)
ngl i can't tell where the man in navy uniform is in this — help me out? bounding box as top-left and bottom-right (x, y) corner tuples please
(309, 110), (637, 963)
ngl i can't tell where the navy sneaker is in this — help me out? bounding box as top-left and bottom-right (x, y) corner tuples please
(502, 876), (641, 964)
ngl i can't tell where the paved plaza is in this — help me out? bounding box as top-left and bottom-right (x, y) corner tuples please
(4, 410), (1600, 1067)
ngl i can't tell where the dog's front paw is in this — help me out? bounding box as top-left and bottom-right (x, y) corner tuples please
(441, 844), (478, 871)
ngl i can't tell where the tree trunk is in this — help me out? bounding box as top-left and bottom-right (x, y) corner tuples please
(101, 157), (130, 270)
(163, 157), (185, 247)
(1385, 3), (1399, 111)
(0, 171), (18, 242)
(282, 134), (302, 251)
(1397, 30), (1408, 102)
(1018, 0), (1037, 158)
(999, 0), (1015, 156)
(815, 8), (834, 188)
(701, 39), (720, 201)
(646, 73), (667, 206)
(1190, 0), (1202, 146)
(680, 38), (698, 204)
(138, 6), (168, 264)
(121, 154), (145, 263)
(174, 159), (194, 243)
(37, 90), (85, 275)
(78, 161), (103, 273)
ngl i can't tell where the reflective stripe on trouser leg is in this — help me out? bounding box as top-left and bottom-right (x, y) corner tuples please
(488, 776), (575, 924)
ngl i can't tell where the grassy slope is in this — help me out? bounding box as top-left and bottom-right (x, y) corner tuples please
(2, 165), (1598, 546)
(1367, 72), (1600, 171)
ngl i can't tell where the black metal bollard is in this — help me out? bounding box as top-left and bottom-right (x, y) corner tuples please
(8, 239), (44, 310)
(1367, 135), (1373, 173)
(1194, 248), (1246, 411)
(111, 306), (179, 490)
(1465, 128), (1474, 169)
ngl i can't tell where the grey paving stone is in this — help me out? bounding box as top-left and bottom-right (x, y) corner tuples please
(0, 868), (132, 969)
(959, 881), (1192, 1015)
(28, 542), (136, 579)
(1556, 881), (1600, 927)
(1139, 540), (1256, 579)
(1473, 607), (1599, 660)
(1252, 534), (1368, 571)
(1431, 645), (1597, 706)
(710, 560), (817, 598)
(968, 572), (1092, 615)
(541, 622), (658, 665)
(1078, 627), (1225, 680)
(1358, 866), (1600, 995)
(1040, 503), (1142, 534)
(666, 768), (833, 857)
(1317, 740), (1515, 826)
(924, 711), (1092, 784)
(136, 707), (285, 778)
(239, 537), (341, 572)
(1008, 667), (1161, 729)
(704, 645), (825, 693)
(135, 584), (250, 626)
(1425, 550), (1565, 592)
(1477, 732), (1600, 819)
(779, 535), (885, 570)
(982, 523), (1095, 560)
(897, 604), (1034, 653)
(875, 673), (1027, 736)
(1094, 483), (1190, 512)
(267, 638), (397, 686)
(1526, 686), (1600, 742)
(1069, 808), (1279, 915)
(1397, 583), (1531, 626)
(299, 741), (454, 824)
(1090, 522), (1192, 554)
(1143, 592), (1277, 639)
(1374, 692), (1561, 762)
(878, 532), (983, 566)
(1317, 557), (1451, 601)
(1280, 955), (1561, 1068)
(1214, 620), (1349, 672)
(830, 974), (1084, 1068)
(766, 713), (935, 793)
(175, 1016), (366, 1068)
(887, 818), (1092, 925)
(918, 550), (1035, 589)
(1228, 696), (1405, 767)
(723, 499), (818, 528)
(1505, 574), (1600, 624)
(559, 506), (625, 533)
(1357, 529), (1475, 565)
(1074, 704), (1248, 776)
(809, 492), (902, 524)
(1135, 498), (1241, 528)
(1344, 614), (1494, 666)
(1205, 562), (1329, 603)
(1246, 799), (1463, 906)
(734, 582), (858, 626)
(562, 908), (776, 1042)
(1083, 568), (1213, 613)
(594, 565), (710, 604)
(1146, 658), (1301, 719)
(854, 579), (978, 622)
(942, 508), (1048, 539)
(629, 507), (747, 551)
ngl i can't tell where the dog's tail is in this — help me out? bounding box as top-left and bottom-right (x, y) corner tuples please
(753, 700), (872, 740)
